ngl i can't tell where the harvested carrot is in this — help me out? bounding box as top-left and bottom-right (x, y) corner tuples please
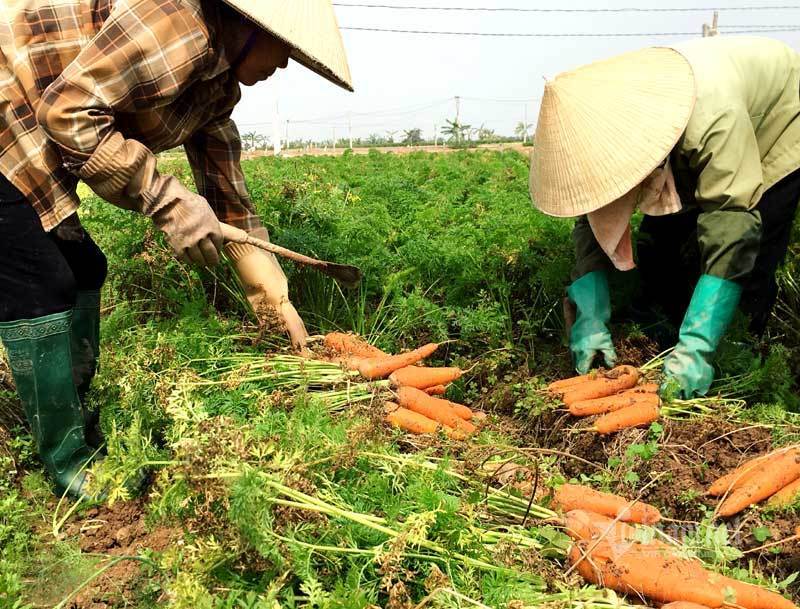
(569, 540), (727, 607)
(561, 366), (640, 405)
(424, 385), (447, 396)
(661, 603), (716, 609)
(593, 402), (660, 435)
(628, 382), (659, 393)
(570, 538), (798, 609)
(384, 403), (441, 435)
(569, 392), (660, 417)
(562, 509), (663, 546)
(324, 332), (387, 358)
(396, 386), (476, 435)
(548, 372), (596, 393)
(553, 483), (661, 524)
(358, 343), (439, 380)
(717, 449), (800, 517)
(389, 366), (462, 389)
(708, 447), (797, 497)
(768, 477), (800, 508)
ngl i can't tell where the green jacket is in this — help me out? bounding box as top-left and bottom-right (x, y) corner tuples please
(574, 36), (800, 281)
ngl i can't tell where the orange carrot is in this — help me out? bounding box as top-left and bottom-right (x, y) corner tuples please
(569, 540), (727, 607)
(562, 509), (661, 545)
(661, 603), (717, 609)
(324, 332), (387, 358)
(389, 366), (462, 389)
(553, 483), (661, 524)
(717, 449), (800, 517)
(571, 539), (798, 609)
(384, 403), (441, 435)
(627, 382), (659, 393)
(708, 448), (797, 497)
(767, 477), (800, 508)
(424, 384), (448, 396)
(396, 386), (476, 435)
(561, 366), (640, 405)
(358, 343), (439, 380)
(593, 403), (660, 435)
(569, 392), (660, 417)
(548, 372), (596, 393)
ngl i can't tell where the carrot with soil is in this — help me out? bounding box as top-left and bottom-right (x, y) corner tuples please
(569, 391), (660, 417)
(396, 386), (476, 435)
(592, 402), (660, 434)
(553, 484), (661, 524)
(424, 385), (448, 396)
(358, 343), (439, 380)
(707, 447), (798, 496)
(324, 332), (387, 358)
(716, 448), (800, 517)
(389, 366), (462, 389)
(767, 477), (800, 508)
(561, 365), (640, 405)
(384, 403), (443, 435)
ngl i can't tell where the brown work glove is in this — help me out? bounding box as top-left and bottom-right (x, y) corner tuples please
(76, 132), (223, 267)
(225, 227), (308, 349)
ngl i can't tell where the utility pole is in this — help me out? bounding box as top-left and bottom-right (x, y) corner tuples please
(434, 123), (438, 147)
(702, 11), (719, 37)
(348, 113), (353, 149)
(455, 95), (461, 124)
(273, 99), (281, 156)
(285, 119), (290, 150)
(332, 126), (337, 153)
(523, 104), (528, 144)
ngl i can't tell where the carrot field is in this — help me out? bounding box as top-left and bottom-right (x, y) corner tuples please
(2, 149), (800, 608)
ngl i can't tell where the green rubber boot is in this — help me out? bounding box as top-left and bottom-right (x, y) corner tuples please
(0, 311), (97, 497)
(71, 291), (103, 448)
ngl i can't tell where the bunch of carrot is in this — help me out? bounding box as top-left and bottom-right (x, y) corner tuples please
(323, 333), (480, 439)
(706, 445), (800, 517)
(563, 508), (798, 609)
(547, 366), (662, 434)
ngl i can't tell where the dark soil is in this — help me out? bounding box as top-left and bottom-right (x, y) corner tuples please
(61, 499), (178, 609)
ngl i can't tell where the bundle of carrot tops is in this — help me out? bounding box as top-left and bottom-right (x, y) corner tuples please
(553, 483), (797, 609)
(322, 333), (482, 439)
(707, 445), (800, 516)
(548, 365), (662, 434)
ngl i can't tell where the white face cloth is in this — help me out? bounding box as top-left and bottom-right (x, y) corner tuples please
(587, 158), (682, 271)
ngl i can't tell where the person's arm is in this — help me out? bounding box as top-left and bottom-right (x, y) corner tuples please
(662, 105), (763, 398)
(572, 215), (613, 281)
(35, 0), (222, 266)
(184, 114), (309, 348)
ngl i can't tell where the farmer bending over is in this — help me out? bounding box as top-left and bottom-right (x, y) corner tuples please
(529, 36), (800, 398)
(0, 0), (352, 497)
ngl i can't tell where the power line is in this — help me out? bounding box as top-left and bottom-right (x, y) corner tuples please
(340, 26), (800, 36)
(334, 3), (800, 12)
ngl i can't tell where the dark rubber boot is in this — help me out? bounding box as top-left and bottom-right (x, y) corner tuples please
(70, 290), (103, 448)
(0, 311), (97, 497)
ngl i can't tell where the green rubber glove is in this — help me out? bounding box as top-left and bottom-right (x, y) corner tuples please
(567, 271), (617, 374)
(662, 275), (742, 398)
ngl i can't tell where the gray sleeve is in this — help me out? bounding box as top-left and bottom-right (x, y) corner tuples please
(572, 215), (612, 281)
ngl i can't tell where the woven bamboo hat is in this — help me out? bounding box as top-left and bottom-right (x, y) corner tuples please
(222, 0), (353, 91)
(529, 47), (695, 217)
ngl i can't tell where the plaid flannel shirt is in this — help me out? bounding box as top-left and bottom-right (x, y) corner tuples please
(0, 0), (259, 232)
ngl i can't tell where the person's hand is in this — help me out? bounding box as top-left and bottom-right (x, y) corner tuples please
(225, 227), (308, 349)
(660, 275), (742, 398)
(150, 192), (223, 267)
(567, 271), (617, 373)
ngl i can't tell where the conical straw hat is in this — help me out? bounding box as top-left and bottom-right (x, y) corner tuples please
(222, 0), (353, 91)
(530, 47), (695, 217)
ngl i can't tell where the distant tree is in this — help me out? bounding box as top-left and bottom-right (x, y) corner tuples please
(441, 118), (470, 146)
(515, 121), (534, 143)
(477, 124), (496, 142)
(367, 133), (383, 146)
(385, 130), (399, 144)
(403, 128), (423, 146)
(242, 131), (259, 151)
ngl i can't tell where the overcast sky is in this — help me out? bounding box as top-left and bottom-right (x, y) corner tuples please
(231, 1), (800, 143)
